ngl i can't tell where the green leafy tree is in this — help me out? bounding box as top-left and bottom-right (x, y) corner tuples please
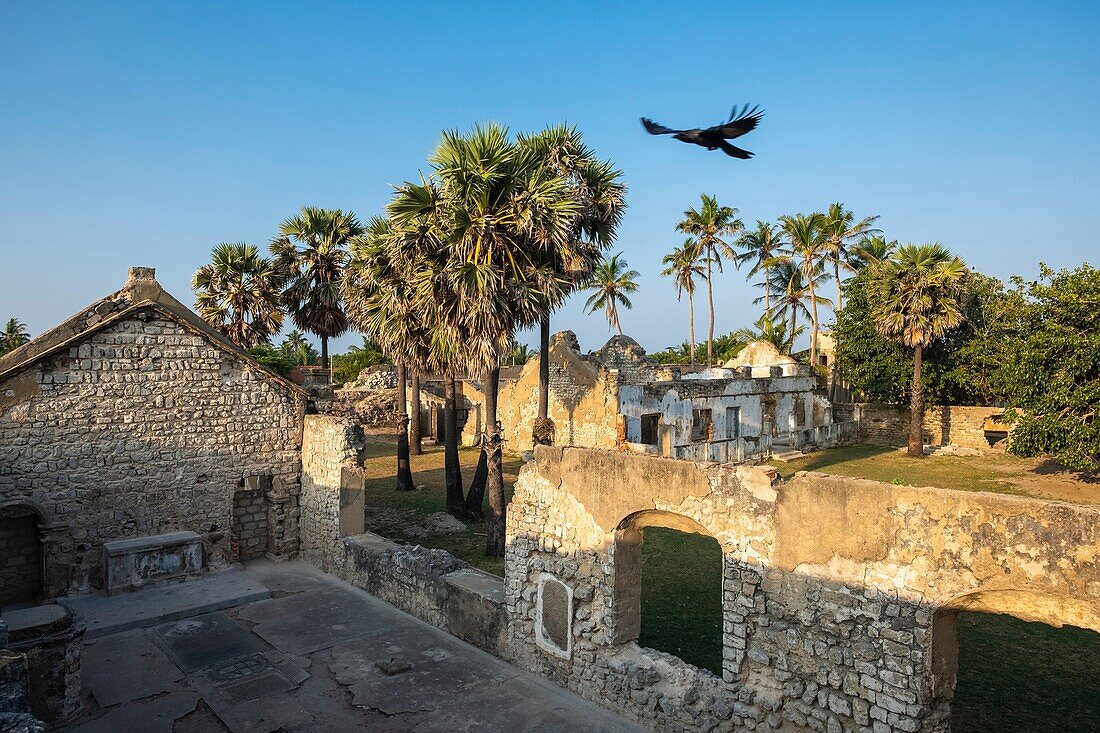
(271, 207), (363, 368)
(660, 239), (705, 366)
(585, 253), (640, 335)
(331, 337), (390, 384)
(676, 195), (744, 366)
(192, 242), (285, 348)
(0, 318), (31, 355)
(247, 344), (296, 376)
(505, 343), (535, 365)
(279, 330), (319, 366)
(1007, 264), (1100, 471)
(870, 244), (967, 457)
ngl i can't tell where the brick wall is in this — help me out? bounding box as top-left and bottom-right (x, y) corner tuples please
(232, 482), (269, 562)
(0, 311), (304, 595)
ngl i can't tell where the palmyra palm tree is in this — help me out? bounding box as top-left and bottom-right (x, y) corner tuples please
(192, 242), (285, 349)
(736, 221), (785, 313)
(871, 243), (967, 457)
(660, 239), (705, 367)
(271, 207), (364, 368)
(676, 194), (744, 366)
(387, 123), (581, 555)
(506, 343), (534, 365)
(821, 203), (880, 313)
(585, 253), (640, 335)
(779, 212), (831, 366)
(0, 318), (31, 355)
(516, 125), (626, 446)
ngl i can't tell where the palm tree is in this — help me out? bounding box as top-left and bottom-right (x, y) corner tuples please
(871, 243), (967, 457)
(759, 258), (819, 348)
(517, 125), (626, 447)
(506, 343), (534, 365)
(736, 221), (784, 313)
(821, 203), (880, 313)
(734, 314), (804, 353)
(192, 242), (285, 349)
(585, 253), (640, 334)
(279, 330), (319, 365)
(389, 123), (581, 555)
(0, 318), (31, 355)
(660, 239), (705, 367)
(850, 235), (898, 271)
(676, 195), (744, 366)
(779, 213), (831, 366)
(271, 207), (364, 368)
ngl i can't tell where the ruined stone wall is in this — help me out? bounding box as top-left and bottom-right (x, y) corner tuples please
(299, 414), (365, 571)
(840, 404), (1005, 449)
(505, 447), (1100, 733)
(0, 312), (304, 595)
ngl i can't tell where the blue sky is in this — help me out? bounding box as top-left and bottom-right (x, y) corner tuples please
(2, 1), (1098, 355)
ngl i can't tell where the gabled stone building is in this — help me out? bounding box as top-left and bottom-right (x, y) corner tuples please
(0, 268), (305, 602)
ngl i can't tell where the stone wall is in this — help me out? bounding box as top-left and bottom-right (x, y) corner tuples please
(0, 311), (304, 595)
(298, 414), (366, 571)
(505, 447), (1100, 733)
(837, 403), (1007, 450)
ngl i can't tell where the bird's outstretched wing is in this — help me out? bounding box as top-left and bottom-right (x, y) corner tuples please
(640, 117), (680, 135)
(718, 140), (753, 159)
(711, 104), (764, 140)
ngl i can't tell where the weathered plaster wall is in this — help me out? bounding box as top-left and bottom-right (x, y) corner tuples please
(505, 447), (1100, 733)
(836, 404), (1006, 450)
(0, 312), (304, 595)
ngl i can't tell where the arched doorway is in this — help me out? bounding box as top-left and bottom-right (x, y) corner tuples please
(0, 503), (44, 607)
(612, 511), (723, 674)
(931, 592), (1100, 732)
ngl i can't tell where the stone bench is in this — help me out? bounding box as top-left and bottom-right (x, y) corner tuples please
(103, 531), (203, 595)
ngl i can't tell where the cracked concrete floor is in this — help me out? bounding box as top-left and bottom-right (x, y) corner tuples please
(59, 561), (647, 733)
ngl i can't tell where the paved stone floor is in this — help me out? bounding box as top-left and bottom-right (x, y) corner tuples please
(58, 562), (646, 733)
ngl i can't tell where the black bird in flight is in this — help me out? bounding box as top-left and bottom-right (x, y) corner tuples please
(641, 104), (764, 158)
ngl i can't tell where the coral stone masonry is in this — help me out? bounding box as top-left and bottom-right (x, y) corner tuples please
(0, 268), (306, 598)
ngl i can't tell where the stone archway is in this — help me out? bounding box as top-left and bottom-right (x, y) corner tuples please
(0, 500), (48, 606)
(930, 590), (1100, 731)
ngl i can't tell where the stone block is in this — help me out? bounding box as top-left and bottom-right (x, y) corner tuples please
(103, 531), (203, 595)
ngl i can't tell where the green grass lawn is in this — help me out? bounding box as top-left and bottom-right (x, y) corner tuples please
(953, 613), (1100, 733)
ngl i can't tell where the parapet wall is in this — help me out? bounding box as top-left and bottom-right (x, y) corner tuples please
(834, 403), (1006, 450)
(505, 447), (1100, 733)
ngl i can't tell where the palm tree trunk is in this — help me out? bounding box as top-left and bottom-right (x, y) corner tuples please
(409, 370), (422, 456)
(789, 307), (797, 354)
(484, 366), (506, 557)
(706, 249), (715, 367)
(764, 262), (771, 314)
(321, 335), (329, 371)
(462, 448), (487, 521)
(688, 290), (696, 368)
(395, 363), (414, 492)
(834, 260), (843, 315)
(807, 264), (819, 367)
(908, 344), (925, 457)
(444, 374), (465, 517)
(538, 315), (550, 423)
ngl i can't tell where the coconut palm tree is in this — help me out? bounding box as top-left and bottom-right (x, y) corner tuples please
(585, 253), (640, 335)
(271, 207), (363, 368)
(779, 213), (831, 366)
(517, 125), (626, 447)
(734, 314), (804, 354)
(0, 318), (31, 355)
(821, 203), (880, 313)
(850, 235), (898, 271)
(871, 243), (967, 457)
(758, 258), (822, 349)
(736, 221), (785, 313)
(676, 195), (744, 366)
(192, 242), (285, 349)
(660, 239), (705, 367)
(506, 343), (534, 365)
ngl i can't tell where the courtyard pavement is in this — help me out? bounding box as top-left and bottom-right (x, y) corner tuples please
(58, 561), (646, 733)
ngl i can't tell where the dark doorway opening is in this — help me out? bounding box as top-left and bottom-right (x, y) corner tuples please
(0, 505), (42, 607)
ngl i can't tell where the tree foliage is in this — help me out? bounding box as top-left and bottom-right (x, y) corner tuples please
(0, 318), (31, 355)
(192, 242), (285, 348)
(1006, 264), (1100, 471)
